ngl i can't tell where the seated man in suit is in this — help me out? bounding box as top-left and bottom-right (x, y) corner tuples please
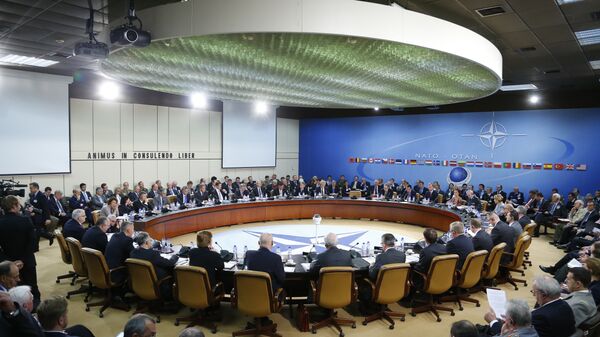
(311, 232), (353, 275)
(192, 185), (208, 205)
(482, 299), (538, 337)
(36, 296), (95, 337)
(294, 181), (310, 197)
(127, 185), (142, 203)
(555, 200), (587, 244)
(62, 209), (87, 242)
(245, 233), (285, 291)
(91, 187), (105, 211)
(400, 185), (417, 203)
(130, 232), (178, 300)
(516, 205), (531, 229)
(563, 267), (596, 327)
(118, 196), (135, 215)
(470, 218), (493, 252)
(445, 221), (474, 270)
(252, 181), (268, 198)
(188, 231), (224, 287)
(368, 233), (406, 280)
(81, 216), (110, 253)
(133, 192), (151, 213)
(414, 228), (447, 274)
(508, 186), (525, 206)
(147, 183), (160, 199)
(49, 190), (70, 228)
(210, 181), (227, 202)
(487, 213), (515, 264)
(558, 201), (600, 250)
(234, 184), (250, 199)
(465, 190), (482, 211)
(530, 276), (575, 337)
(105, 221), (135, 284)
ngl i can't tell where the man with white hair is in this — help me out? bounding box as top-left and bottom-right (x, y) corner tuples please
(446, 221), (474, 270)
(311, 232), (353, 274)
(62, 209), (87, 242)
(529, 276), (575, 337)
(483, 299), (538, 337)
(245, 233), (285, 291)
(8, 285), (34, 313)
(487, 213), (515, 264)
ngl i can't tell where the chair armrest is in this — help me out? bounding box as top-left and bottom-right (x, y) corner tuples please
(310, 280), (317, 299)
(502, 252), (515, 257)
(211, 282), (225, 301)
(412, 269), (427, 278)
(352, 282), (358, 302)
(273, 288), (285, 311)
(362, 278), (375, 294)
(157, 275), (172, 286)
(230, 287), (237, 308)
(108, 265), (127, 275)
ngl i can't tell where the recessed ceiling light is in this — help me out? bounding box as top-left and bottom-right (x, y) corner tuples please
(55, 39), (65, 44)
(556, 0), (584, 4)
(575, 28), (600, 46)
(0, 54), (59, 67)
(98, 81), (120, 100)
(254, 101), (268, 114)
(373, 107), (379, 111)
(528, 94), (540, 104)
(500, 83), (538, 91)
(590, 60), (600, 70)
(190, 92), (207, 108)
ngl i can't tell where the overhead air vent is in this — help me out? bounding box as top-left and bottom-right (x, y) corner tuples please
(518, 46), (537, 52)
(476, 6), (506, 17)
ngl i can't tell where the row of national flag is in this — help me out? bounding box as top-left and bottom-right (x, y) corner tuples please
(347, 157), (588, 171)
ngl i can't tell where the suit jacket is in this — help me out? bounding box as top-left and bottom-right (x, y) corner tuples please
(0, 212), (37, 267)
(370, 185), (384, 197)
(127, 191), (140, 203)
(294, 186), (310, 197)
(589, 280), (600, 306)
(0, 305), (44, 337)
(48, 195), (66, 217)
(508, 191), (525, 205)
(563, 291), (597, 326)
(130, 247), (177, 280)
(245, 247), (285, 290)
(466, 195), (482, 211)
(445, 234), (474, 270)
(518, 215), (532, 228)
(491, 221), (515, 263)
(151, 195), (168, 210)
(401, 190), (417, 202)
(531, 299), (576, 337)
(91, 194), (105, 210)
(29, 190), (50, 225)
(133, 200), (150, 213)
(312, 246), (353, 275)
(251, 186), (267, 198)
(472, 229), (493, 252)
(192, 191), (208, 204)
(81, 190), (93, 204)
(62, 219), (86, 242)
(105, 232), (134, 283)
(489, 322), (539, 337)
(313, 186), (328, 197)
(581, 210), (600, 233)
(415, 242), (447, 273)
(147, 190), (160, 199)
(189, 247), (225, 287)
(68, 195), (87, 211)
(272, 188), (288, 197)
(234, 189), (250, 199)
(428, 189), (439, 203)
(100, 205), (118, 218)
(81, 225), (108, 253)
(369, 248), (406, 280)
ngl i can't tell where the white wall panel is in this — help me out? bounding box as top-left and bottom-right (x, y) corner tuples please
(70, 98), (93, 152)
(64, 161), (93, 192)
(169, 107), (191, 151)
(189, 108), (209, 152)
(157, 161), (169, 183)
(168, 160), (190, 185)
(93, 161), (121, 190)
(93, 100), (121, 152)
(34, 175), (65, 193)
(133, 104), (158, 151)
(209, 110), (221, 153)
(133, 161), (158, 186)
(120, 103), (134, 152)
(157, 106), (169, 151)
(120, 161), (134, 187)
(277, 118), (299, 153)
(189, 160), (209, 183)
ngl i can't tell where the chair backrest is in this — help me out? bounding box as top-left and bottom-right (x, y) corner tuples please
(373, 263), (410, 304)
(315, 266), (355, 309)
(458, 250), (488, 288)
(482, 243), (506, 279)
(81, 247), (111, 289)
(55, 232), (71, 265)
(481, 200), (488, 212)
(437, 194), (444, 204)
(579, 311), (600, 335)
(507, 235), (531, 268)
(523, 223), (536, 236)
(125, 258), (160, 301)
(91, 210), (101, 225)
(167, 195), (177, 204)
(65, 237), (87, 277)
(424, 254), (458, 295)
(174, 266), (212, 309)
(233, 270), (274, 317)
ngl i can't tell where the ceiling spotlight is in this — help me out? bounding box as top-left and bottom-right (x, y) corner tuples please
(528, 94), (540, 104)
(254, 101), (268, 114)
(98, 81), (120, 100)
(190, 92), (207, 108)
(374, 107), (379, 111)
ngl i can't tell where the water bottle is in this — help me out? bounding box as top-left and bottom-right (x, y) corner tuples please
(287, 246), (292, 262)
(233, 245), (238, 261)
(366, 241), (371, 257)
(243, 245), (248, 259)
(361, 242), (366, 257)
(275, 246), (281, 254)
(399, 237), (405, 252)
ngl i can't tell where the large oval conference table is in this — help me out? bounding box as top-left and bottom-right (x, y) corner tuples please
(133, 198), (461, 240)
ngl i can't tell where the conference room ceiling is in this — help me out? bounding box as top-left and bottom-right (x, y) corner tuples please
(1, 0), (599, 106)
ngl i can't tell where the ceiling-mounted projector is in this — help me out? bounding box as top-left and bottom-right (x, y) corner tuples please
(109, 0), (151, 47)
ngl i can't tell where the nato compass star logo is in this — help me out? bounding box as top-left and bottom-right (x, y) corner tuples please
(243, 230), (368, 253)
(462, 112), (526, 157)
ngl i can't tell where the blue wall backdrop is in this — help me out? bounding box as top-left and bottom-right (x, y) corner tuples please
(299, 108), (600, 195)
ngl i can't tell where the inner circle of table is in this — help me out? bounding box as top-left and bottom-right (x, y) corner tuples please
(133, 198), (461, 240)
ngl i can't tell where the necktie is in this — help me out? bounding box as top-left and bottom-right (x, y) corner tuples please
(550, 203), (557, 213)
(57, 200), (64, 213)
(83, 192), (89, 202)
(583, 212), (591, 224)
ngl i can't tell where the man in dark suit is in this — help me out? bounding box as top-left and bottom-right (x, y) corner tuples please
(425, 182), (439, 203)
(488, 213), (515, 264)
(445, 221), (475, 270)
(529, 276), (575, 337)
(189, 231), (224, 287)
(37, 296), (94, 337)
(508, 186), (525, 206)
(27, 182), (53, 249)
(81, 216), (110, 253)
(234, 184), (250, 199)
(0, 291), (41, 337)
(400, 185), (417, 202)
(49, 190), (70, 227)
(133, 192), (151, 213)
(192, 185), (209, 205)
(0, 196), (40, 307)
(105, 222), (135, 284)
(311, 233), (353, 275)
(470, 219), (493, 252)
(369, 180), (384, 198)
(147, 184), (160, 199)
(62, 209), (87, 242)
(79, 183), (93, 206)
(414, 181), (429, 197)
(130, 232), (178, 300)
(414, 228), (447, 274)
(465, 190), (482, 211)
(91, 187), (105, 211)
(127, 185), (141, 203)
(245, 233), (285, 291)
(252, 181), (268, 198)
(369, 233), (406, 280)
(360, 178), (371, 196)
(517, 206), (532, 229)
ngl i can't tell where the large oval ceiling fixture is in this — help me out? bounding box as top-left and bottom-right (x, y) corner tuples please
(101, 0), (502, 109)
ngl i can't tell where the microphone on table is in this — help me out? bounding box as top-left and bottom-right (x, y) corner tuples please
(214, 241), (234, 262)
(303, 244), (317, 262)
(349, 242), (361, 259)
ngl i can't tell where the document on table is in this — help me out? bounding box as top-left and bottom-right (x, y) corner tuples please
(301, 263), (311, 272)
(486, 288), (507, 318)
(568, 258), (583, 268)
(284, 266), (296, 273)
(224, 261), (237, 269)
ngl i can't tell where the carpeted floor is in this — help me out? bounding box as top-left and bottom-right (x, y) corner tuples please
(34, 219), (562, 337)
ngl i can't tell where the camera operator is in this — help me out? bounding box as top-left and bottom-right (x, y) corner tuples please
(26, 182), (54, 249)
(0, 195), (41, 309)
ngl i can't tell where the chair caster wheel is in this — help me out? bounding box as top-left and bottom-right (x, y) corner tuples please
(389, 325), (394, 330)
(85, 307), (90, 312)
(459, 307), (463, 311)
(524, 283), (528, 286)
(476, 303), (480, 307)
(66, 295), (70, 299)
(514, 287), (518, 291)
(156, 317), (161, 323)
(339, 333), (344, 337)
(311, 327), (317, 334)
(99, 313), (103, 318)
(211, 328), (217, 334)
(351, 323), (356, 328)
(362, 321), (367, 326)
(410, 312), (416, 317)
(436, 318), (442, 322)
(451, 312), (455, 316)
(56, 280), (60, 283)
(400, 317), (405, 322)
(174, 321), (179, 326)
